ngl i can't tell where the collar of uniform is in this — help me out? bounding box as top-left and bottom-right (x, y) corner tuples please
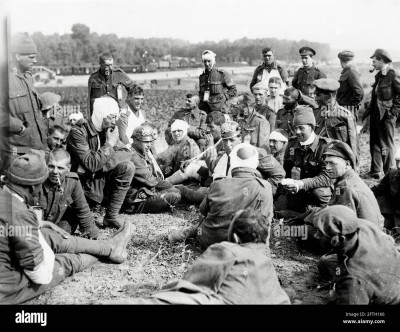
(337, 168), (356, 182)
(3, 185), (24, 203)
(231, 167), (262, 178)
(303, 64), (314, 72)
(190, 107), (201, 119)
(295, 133), (319, 152)
(204, 67), (215, 75)
(132, 145), (148, 159)
(43, 178), (64, 193)
(262, 61), (278, 70)
(381, 64), (391, 76)
(340, 65), (351, 74)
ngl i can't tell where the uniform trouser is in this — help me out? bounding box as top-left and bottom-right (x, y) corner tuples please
(370, 112), (396, 174)
(274, 187), (332, 212)
(317, 254), (339, 282)
(176, 185), (209, 205)
(132, 188), (181, 214)
(54, 207), (98, 238)
(1, 228), (112, 304)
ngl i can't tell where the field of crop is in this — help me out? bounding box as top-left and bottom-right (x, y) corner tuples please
(29, 66), (400, 305)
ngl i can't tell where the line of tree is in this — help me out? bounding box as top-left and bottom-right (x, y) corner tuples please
(30, 23), (331, 66)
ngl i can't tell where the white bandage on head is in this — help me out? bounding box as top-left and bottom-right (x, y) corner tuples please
(396, 148), (400, 160)
(91, 97), (119, 132)
(252, 82), (269, 94)
(269, 130), (288, 143)
(69, 111), (84, 122)
(171, 119), (188, 137)
(229, 143), (259, 170)
(202, 50), (216, 63)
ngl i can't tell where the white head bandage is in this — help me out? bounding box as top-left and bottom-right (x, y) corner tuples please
(69, 111), (84, 122)
(395, 148), (400, 160)
(229, 143), (259, 170)
(202, 50), (216, 63)
(91, 97), (119, 132)
(269, 130), (288, 143)
(171, 119), (188, 137)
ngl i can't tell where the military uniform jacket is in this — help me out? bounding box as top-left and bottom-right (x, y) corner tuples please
(166, 107), (207, 143)
(87, 67), (136, 116)
(371, 169), (400, 225)
(198, 67), (237, 113)
(1, 69), (47, 153)
(0, 187), (44, 303)
(199, 167), (273, 248)
(276, 106), (296, 136)
(291, 65), (327, 97)
(250, 61), (289, 91)
(283, 135), (331, 191)
(329, 169), (383, 226)
(313, 103), (358, 159)
(239, 110), (270, 149)
(330, 220), (400, 304)
(39, 174), (98, 237)
(255, 104), (277, 132)
(337, 65), (364, 107)
(67, 119), (116, 203)
(369, 67), (400, 121)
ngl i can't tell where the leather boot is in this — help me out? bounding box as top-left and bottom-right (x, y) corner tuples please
(165, 170), (189, 185)
(108, 221), (136, 263)
(103, 183), (131, 229)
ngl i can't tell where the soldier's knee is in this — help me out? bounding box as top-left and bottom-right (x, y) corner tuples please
(115, 161), (135, 178)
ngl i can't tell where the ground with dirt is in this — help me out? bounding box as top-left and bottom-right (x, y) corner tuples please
(26, 128), (399, 305)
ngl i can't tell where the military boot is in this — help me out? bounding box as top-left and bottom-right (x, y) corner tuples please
(103, 183), (131, 229)
(165, 170), (189, 185)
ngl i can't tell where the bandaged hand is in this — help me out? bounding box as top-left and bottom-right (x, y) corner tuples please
(180, 160), (191, 172)
(282, 179), (304, 194)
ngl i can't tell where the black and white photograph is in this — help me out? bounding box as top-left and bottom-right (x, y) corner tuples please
(0, 0), (400, 326)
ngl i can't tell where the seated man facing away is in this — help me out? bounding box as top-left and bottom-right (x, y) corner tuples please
(371, 149), (400, 242)
(67, 97), (135, 229)
(197, 143), (273, 249)
(123, 124), (181, 214)
(97, 208), (290, 305)
(313, 206), (400, 305)
(0, 150), (135, 304)
(157, 119), (200, 178)
(39, 148), (101, 239)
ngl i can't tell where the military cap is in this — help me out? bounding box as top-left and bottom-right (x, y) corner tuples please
(221, 121), (240, 139)
(40, 92), (61, 111)
(293, 105), (316, 126)
(313, 78), (340, 92)
(299, 47), (316, 57)
(370, 48), (392, 63)
(338, 50), (354, 62)
(11, 32), (37, 54)
(313, 206), (359, 237)
(323, 140), (356, 169)
(132, 124), (158, 142)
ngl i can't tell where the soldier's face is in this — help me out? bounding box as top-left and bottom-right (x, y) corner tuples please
(185, 97), (196, 110)
(134, 139), (152, 154)
(206, 122), (221, 141)
(253, 91), (266, 105)
(262, 51), (274, 65)
(47, 155), (70, 185)
(371, 56), (384, 71)
(283, 92), (297, 108)
(269, 83), (281, 97)
(100, 59), (113, 76)
(102, 114), (118, 131)
(223, 136), (241, 155)
(203, 59), (213, 71)
(294, 124), (313, 142)
(172, 130), (184, 143)
(301, 55), (313, 68)
(269, 140), (286, 154)
(16, 53), (37, 72)
(130, 94), (144, 111)
(325, 155), (348, 179)
(315, 90), (331, 107)
(47, 130), (65, 150)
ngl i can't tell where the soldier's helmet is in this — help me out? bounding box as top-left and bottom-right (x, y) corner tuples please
(132, 124), (158, 142)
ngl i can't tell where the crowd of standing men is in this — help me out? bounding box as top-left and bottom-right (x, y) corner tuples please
(0, 31), (400, 305)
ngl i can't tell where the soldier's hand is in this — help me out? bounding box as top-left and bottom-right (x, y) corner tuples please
(106, 126), (119, 147)
(41, 220), (69, 239)
(164, 166), (173, 175)
(116, 111), (129, 130)
(180, 160), (191, 172)
(205, 134), (214, 146)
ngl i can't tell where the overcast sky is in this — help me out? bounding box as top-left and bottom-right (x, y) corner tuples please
(6, 0), (400, 58)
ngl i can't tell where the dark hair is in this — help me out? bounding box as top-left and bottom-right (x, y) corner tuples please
(48, 125), (65, 136)
(240, 92), (255, 107)
(206, 111), (226, 126)
(186, 93), (193, 99)
(128, 85), (144, 96)
(284, 87), (300, 100)
(48, 148), (71, 164)
(229, 209), (270, 243)
(99, 53), (113, 64)
(268, 77), (282, 85)
(262, 46), (274, 54)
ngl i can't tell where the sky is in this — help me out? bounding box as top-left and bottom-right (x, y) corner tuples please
(4, 0), (400, 59)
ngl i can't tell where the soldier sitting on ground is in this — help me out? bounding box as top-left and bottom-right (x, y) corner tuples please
(0, 149), (135, 304)
(122, 124), (181, 214)
(46, 125), (65, 153)
(67, 97), (135, 229)
(313, 206), (400, 305)
(98, 208), (290, 305)
(252, 81), (277, 132)
(39, 148), (101, 239)
(269, 129), (289, 166)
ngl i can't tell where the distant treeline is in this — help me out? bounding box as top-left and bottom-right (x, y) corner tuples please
(29, 23), (331, 66)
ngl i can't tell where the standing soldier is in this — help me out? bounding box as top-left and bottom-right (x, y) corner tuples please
(87, 53), (136, 117)
(250, 46), (289, 94)
(362, 49), (400, 178)
(0, 33), (47, 172)
(336, 51), (364, 120)
(198, 50), (237, 114)
(292, 47), (327, 98)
